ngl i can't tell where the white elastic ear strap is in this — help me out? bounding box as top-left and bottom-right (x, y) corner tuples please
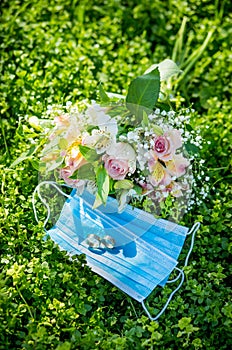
(142, 222), (200, 321)
(185, 222), (200, 266)
(32, 181), (71, 228)
(166, 221), (200, 284)
(141, 267), (185, 321)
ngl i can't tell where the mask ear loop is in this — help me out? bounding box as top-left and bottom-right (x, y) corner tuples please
(141, 222), (200, 321)
(166, 221), (201, 284)
(184, 221), (200, 266)
(32, 181), (72, 229)
(141, 266), (184, 321)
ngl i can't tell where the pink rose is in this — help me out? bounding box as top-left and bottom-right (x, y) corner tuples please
(102, 142), (136, 180)
(60, 166), (85, 191)
(102, 155), (130, 180)
(153, 129), (182, 161)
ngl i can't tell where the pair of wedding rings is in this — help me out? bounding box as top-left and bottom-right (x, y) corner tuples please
(86, 234), (116, 249)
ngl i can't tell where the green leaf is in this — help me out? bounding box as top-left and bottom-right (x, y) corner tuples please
(30, 158), (40, 170)
(10, 151), (30, 168)
(114, 179), (134, 190)
(144, 59), (181, 81)
(109, 178), (116, 194)
(141, 110), (149, 128)
(153, 125), (163, 135)
(71, 164), (95, 181)
(28, 116), (43, 131)
(86, 125), (98, 134)
(96, 166), (109, 205)
(55, 341), (71, 350)
(133, 184), (143, 195)
(16, 118), (24, 138)
(98, 82), (110, 103)
(78, 145), (99, 162)
(93, 193), (103, 209)
(117, 189), (131, 212)
(186, 123), (194, 132)
(185, 142), (199, 155)
(155, 101), (172, 111)
(126, 68), (160, 121)
(178, 317), (191, 330)
(10, 145), (37, 168)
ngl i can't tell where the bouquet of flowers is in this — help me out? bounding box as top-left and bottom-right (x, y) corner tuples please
(36, 59), (207, 220)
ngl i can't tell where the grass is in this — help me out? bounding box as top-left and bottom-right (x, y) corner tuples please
(0, 0), (231, 349)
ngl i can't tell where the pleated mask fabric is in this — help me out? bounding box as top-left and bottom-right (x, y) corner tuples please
(33, 181), (200, 320)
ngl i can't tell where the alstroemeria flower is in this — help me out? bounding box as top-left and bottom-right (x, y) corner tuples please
(86, 102), (118, 135)
(148, 159), (172, 187)
(54, 113), (70, 127)
(166, 153), (190, 178)
(103, 142), (136, 180)
(160, 182), (183, 198)
(41, 149), (63, 172)
(65, 117), (82, 144)
(161, 180), (190, 198)
(152, 129), (182, 161)
(41, 133), (65, 171)
(65, 139), (87, 170)
(83, 129), (115, 154)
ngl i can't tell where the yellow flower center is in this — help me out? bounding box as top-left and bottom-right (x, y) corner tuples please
(66, 138), (82, 158)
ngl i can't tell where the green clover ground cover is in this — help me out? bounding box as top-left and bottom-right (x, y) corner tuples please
(0, 0), (231, 349)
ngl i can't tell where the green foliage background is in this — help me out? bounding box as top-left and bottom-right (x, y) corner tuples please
(0, 0), (231, 349)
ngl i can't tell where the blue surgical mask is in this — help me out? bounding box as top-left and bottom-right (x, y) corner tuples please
(33, 181), (200, 321)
